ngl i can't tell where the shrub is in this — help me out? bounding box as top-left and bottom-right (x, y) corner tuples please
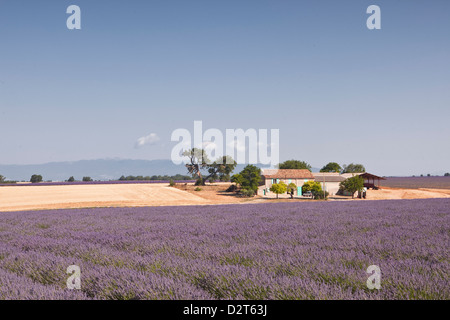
(239, 188), (255, 198)
(312, 190), (329, 200)
(30, 174), (43, 183)
(169, 179), (175, 187)
(226, 184), (238, 192)
(194, 187), (202, 191)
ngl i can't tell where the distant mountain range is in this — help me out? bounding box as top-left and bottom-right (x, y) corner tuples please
(0, 159), (292, 182)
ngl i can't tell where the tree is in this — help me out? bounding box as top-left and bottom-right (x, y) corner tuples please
(237, 165), (261, 194)
(30, 174), (43, 183)
(82, 177), (92, 182)
(320, 162), (342, 173)
(270, 181), (287, 199)
(278, 160), (312, 171)
(445, 173), (450, 177)
(68, 176), (75, 182)
(302, 181), (323, 199)
(287, 182), (297, 199)
(182, 149), (236, 185)
(231, 173), (244, 188)
(0, 175), (5, 183)
(339, 176), (364, 199)
(342, 163), (366, 173)
(206, 155), (237, 183)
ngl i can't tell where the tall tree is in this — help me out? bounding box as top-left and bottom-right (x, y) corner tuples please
(0, 175), (5, 183)
(183, 148), (210, 184)
(237, 165), (261, 193)
(342, 163), (366, 173)
(183, 149), (236, 185)
(339, 176), (364, 198)
(320, 162), (342, 173)
(207, 155), (237, 182)
(278, 160), (311, 171)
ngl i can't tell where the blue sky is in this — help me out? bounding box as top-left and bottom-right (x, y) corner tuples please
(0, 0), (449, 176)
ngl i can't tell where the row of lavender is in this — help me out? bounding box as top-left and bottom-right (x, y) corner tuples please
(0, 180), (196, 187)
(0, 199), (448, 299)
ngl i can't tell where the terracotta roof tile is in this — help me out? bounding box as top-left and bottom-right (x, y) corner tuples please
(262, 169), (314, 179)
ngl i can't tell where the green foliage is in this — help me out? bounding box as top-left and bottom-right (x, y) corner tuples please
(231, 174), (244, 187)
(445, 173), (450, 177)
(0, 175), (5, 183)
(30, 174), (43, 183)
(270, 181), (287, 199)
(82, 177), (92, 182)
(287, 182), (297, 193)
(287, 182), (297, 199)
(207, 155), (237, 182)
(342, 163), (366, 173)
(194, 187), (202, 191)
(302, 181), (322, 193)
(225, 184), (238, 192)
(68, 176), (75, 182)
(302, 181), (325, 199)
(320, 162), (342, 173)
(183, 149), (237, 185)
(238, 165), (262, 192)
(169, 179), (175, 187)
(239, 188), (255, 197)
(278, 160), (311, 171)
(312, 190), (329, 200)
(340, 176), (365, 198)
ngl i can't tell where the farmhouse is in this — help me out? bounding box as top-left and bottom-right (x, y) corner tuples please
(312, 172), (346, 196)
(259, 169), (315, 196)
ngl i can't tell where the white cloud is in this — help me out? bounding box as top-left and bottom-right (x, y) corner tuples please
(135, 133), (160, 149)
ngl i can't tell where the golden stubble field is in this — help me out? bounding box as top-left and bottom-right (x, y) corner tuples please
(0, 183), (449, 212)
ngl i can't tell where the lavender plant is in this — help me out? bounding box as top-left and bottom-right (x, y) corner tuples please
(0, 199), (448, 299)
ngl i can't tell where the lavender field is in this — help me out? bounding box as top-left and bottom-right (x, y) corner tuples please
(0, 199), (448, 300)
(383, 176), (450, 189)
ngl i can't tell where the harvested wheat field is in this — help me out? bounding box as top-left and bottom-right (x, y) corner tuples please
(0, 183), (215, 212)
